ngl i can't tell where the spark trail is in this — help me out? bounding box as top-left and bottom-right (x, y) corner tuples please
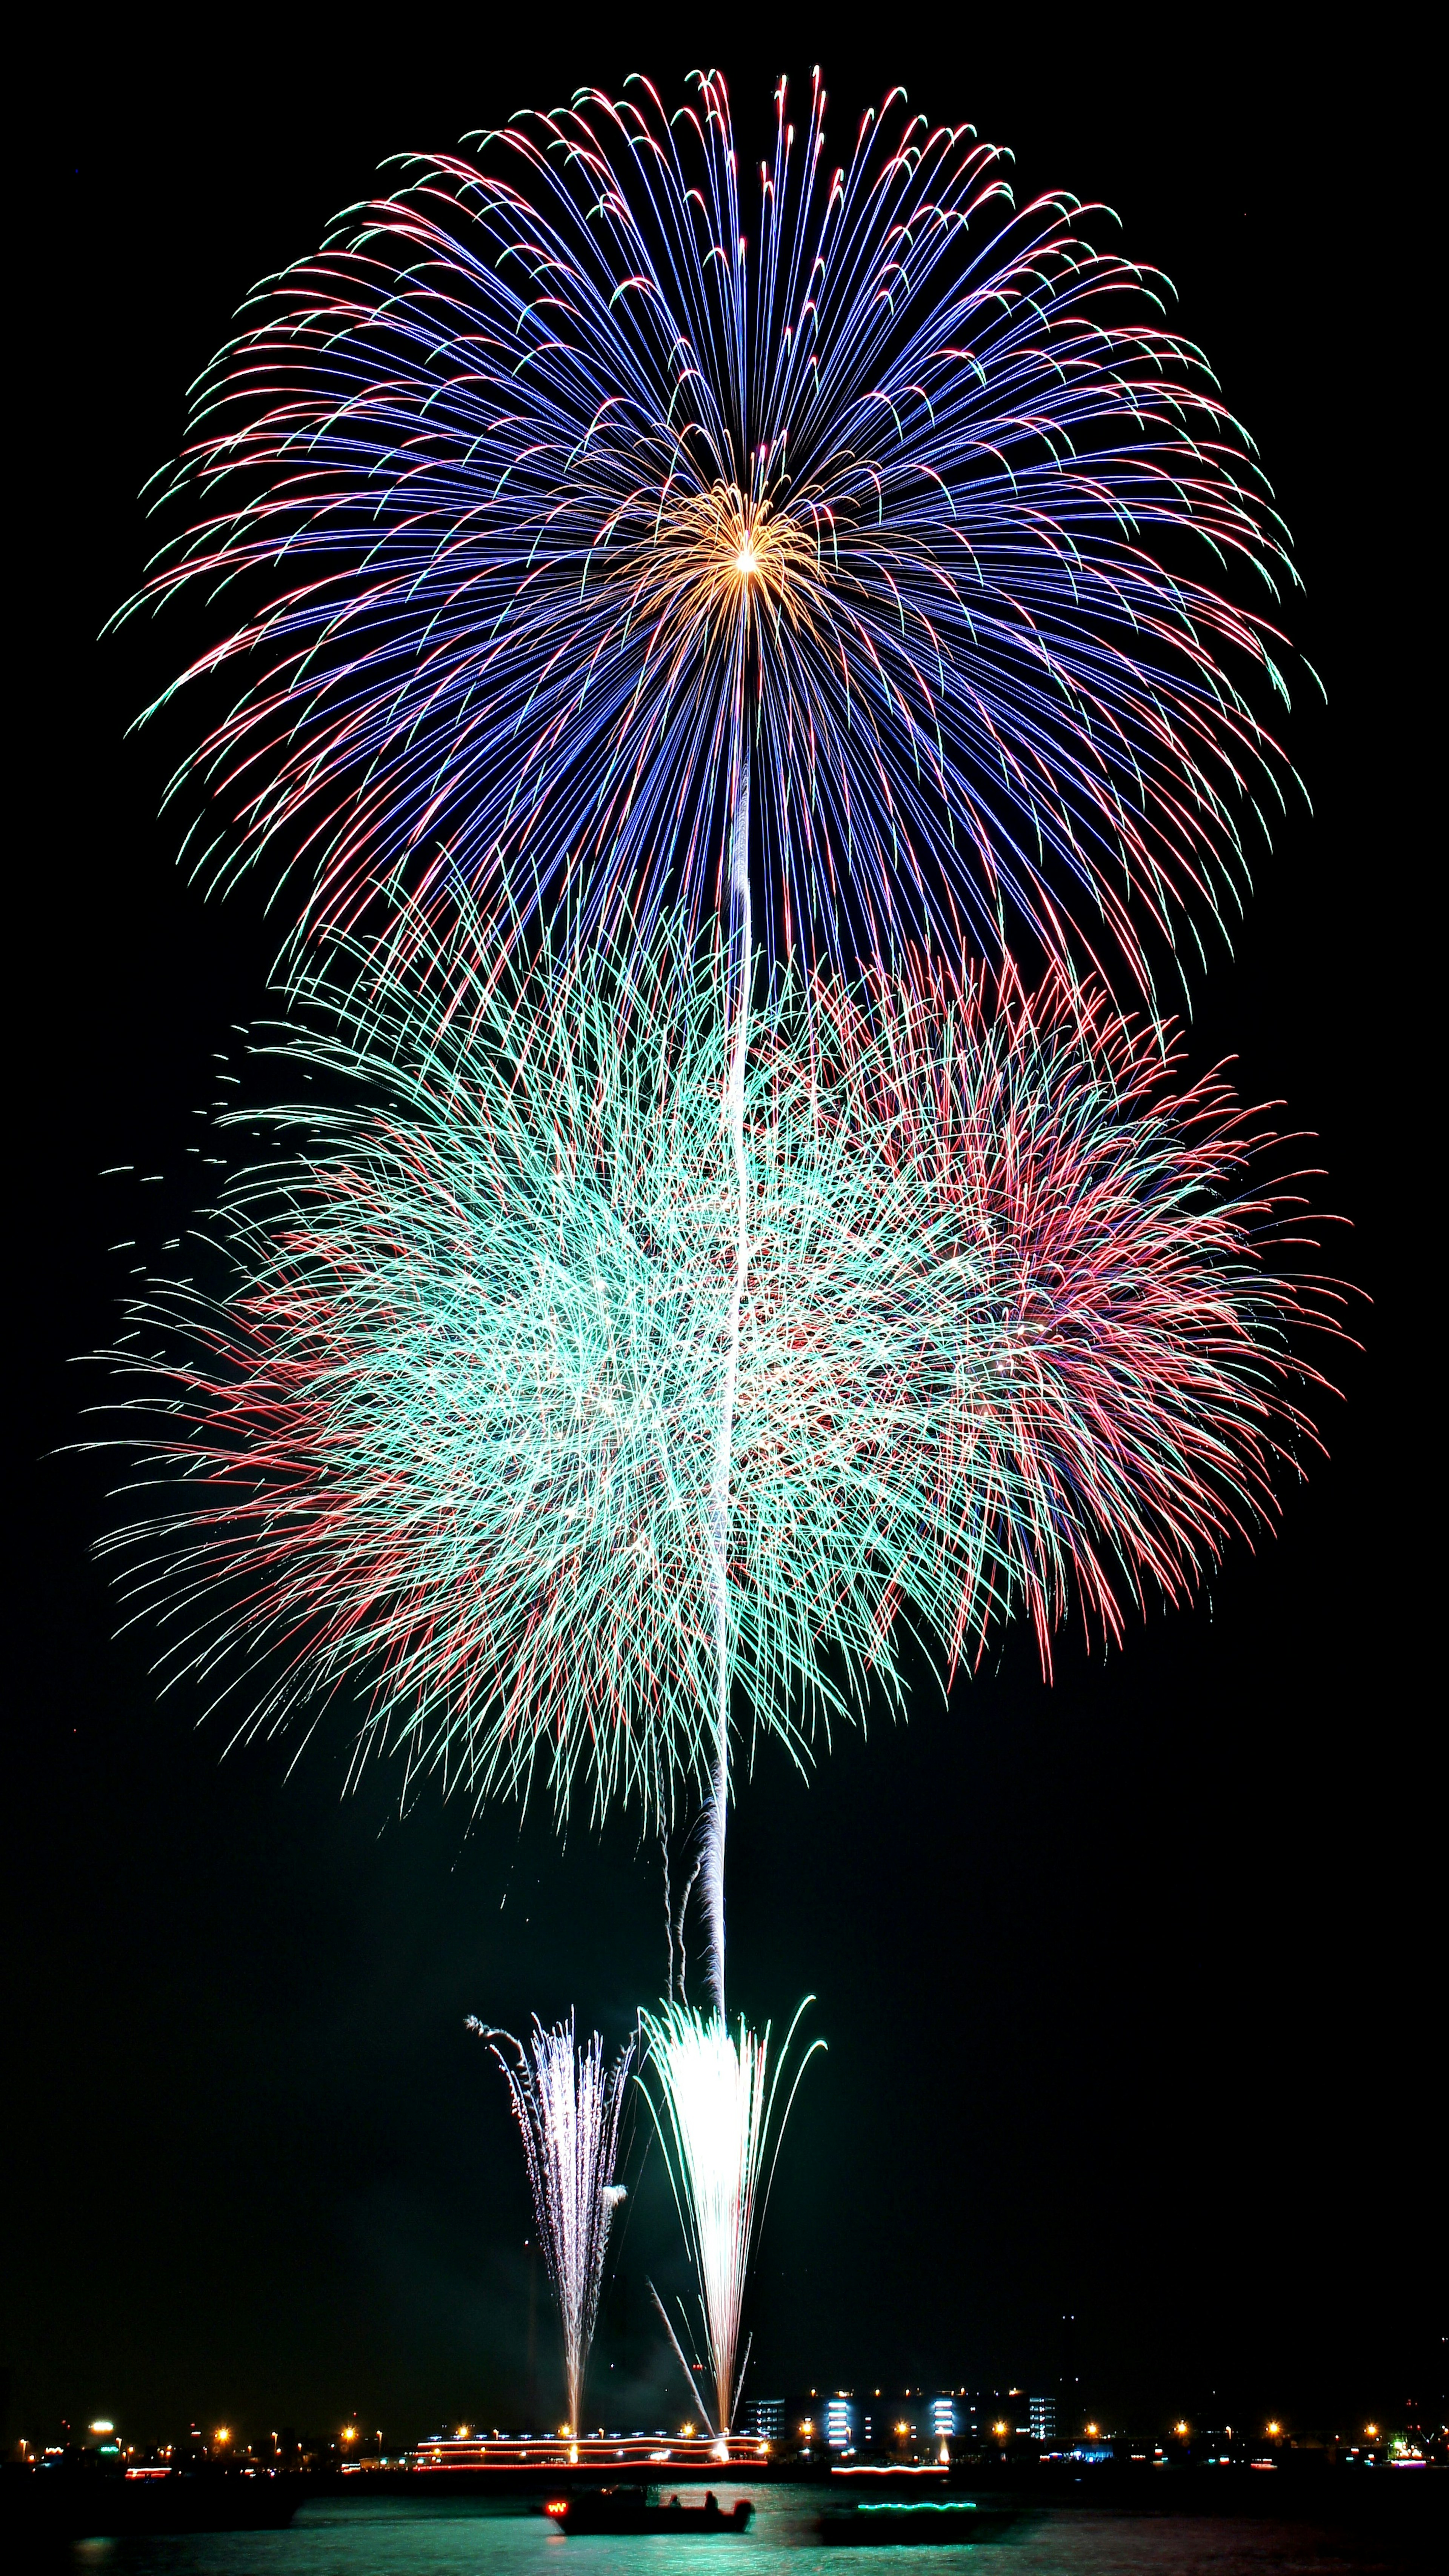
(704, 709), (751, 2018)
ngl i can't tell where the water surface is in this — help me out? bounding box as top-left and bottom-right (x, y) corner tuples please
(57, 2484), (1427, 2575)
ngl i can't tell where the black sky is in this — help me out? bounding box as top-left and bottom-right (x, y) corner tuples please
(6, 14), (1438, 2453)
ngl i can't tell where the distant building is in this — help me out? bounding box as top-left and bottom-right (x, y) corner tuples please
(949, 2388), (1042, 2443)
(786, 2383), (1057, 2455)
(744, 2398), (783, 2442)
(824, 2396), (857, 2450)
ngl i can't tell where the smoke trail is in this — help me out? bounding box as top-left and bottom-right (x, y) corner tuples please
(471, 2013), (632, 2436)
(640, 1998), (821, 2438)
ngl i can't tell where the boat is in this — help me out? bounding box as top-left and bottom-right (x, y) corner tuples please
(550, 2485), (755, 2533)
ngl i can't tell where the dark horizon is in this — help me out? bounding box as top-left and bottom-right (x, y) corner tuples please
(6, 22), (1437, 2460)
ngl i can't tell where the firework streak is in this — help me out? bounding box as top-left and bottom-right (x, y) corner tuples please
(640, 1999), (822, 2438)
(128, 70), (1298, 1000)
(470, 2013), (631, 2437)
(89, 919), (1338, 1828)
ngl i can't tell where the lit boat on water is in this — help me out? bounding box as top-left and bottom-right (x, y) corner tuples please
(550, 2486), (755, 2534)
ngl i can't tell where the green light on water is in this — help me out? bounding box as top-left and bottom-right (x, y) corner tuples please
(858, 2500), (978, 2513)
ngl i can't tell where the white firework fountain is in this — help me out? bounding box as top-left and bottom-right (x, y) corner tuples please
(640, 1997), (822, 2444)
(471, 2013), (632, 2439)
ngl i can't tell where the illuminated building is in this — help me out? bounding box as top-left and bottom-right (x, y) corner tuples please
(824, 2397), (857, 2451)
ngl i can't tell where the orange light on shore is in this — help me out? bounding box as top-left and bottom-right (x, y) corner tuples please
(340, 2427), (357, 2446)
(1267, 2421), (1282, 2438)
(214, 2429), (231, 2448)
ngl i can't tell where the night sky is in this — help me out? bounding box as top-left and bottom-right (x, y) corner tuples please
(8, 23), (1437, 2453)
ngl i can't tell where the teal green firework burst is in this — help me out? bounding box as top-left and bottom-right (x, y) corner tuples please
(89, 917), (1335, 1823)
(91, 927), (928, 1820)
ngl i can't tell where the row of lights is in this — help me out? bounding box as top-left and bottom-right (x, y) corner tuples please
(68, 2411), (1393, 2451)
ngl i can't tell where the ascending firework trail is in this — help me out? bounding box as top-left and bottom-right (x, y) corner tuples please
(706, 684), (751, 2018)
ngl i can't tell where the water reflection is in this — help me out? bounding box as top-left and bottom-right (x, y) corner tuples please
(58, 2482), (1421, 2574)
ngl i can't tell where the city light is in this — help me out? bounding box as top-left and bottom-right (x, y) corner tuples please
(1175, 2421), (1190, 2437)
(340, 2426), (357, 2445)
(89, 2421), (114, 2436)
(214, 2428), (231, 2447)
(1267, 2421), (1282, 2437)
(1365, 2424), (1379, 2438)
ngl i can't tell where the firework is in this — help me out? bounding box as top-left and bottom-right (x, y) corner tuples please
(88, 915), (1337, 1874)
(129, 70), (1296, 1000)
(470, 2013), (631, 2436)
(119, 68), (1311, 2016)
(815, 960), (1343, 1670)
(89, 919), (946, 1836)
(639, 1999), (822, 2439)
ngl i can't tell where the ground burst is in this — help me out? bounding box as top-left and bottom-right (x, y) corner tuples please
(131, 69), (1297, 993)
(470, 2013), (631, 2438)
(88, 923), (1337, 1823)
(639, 2001), (821, 2439)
